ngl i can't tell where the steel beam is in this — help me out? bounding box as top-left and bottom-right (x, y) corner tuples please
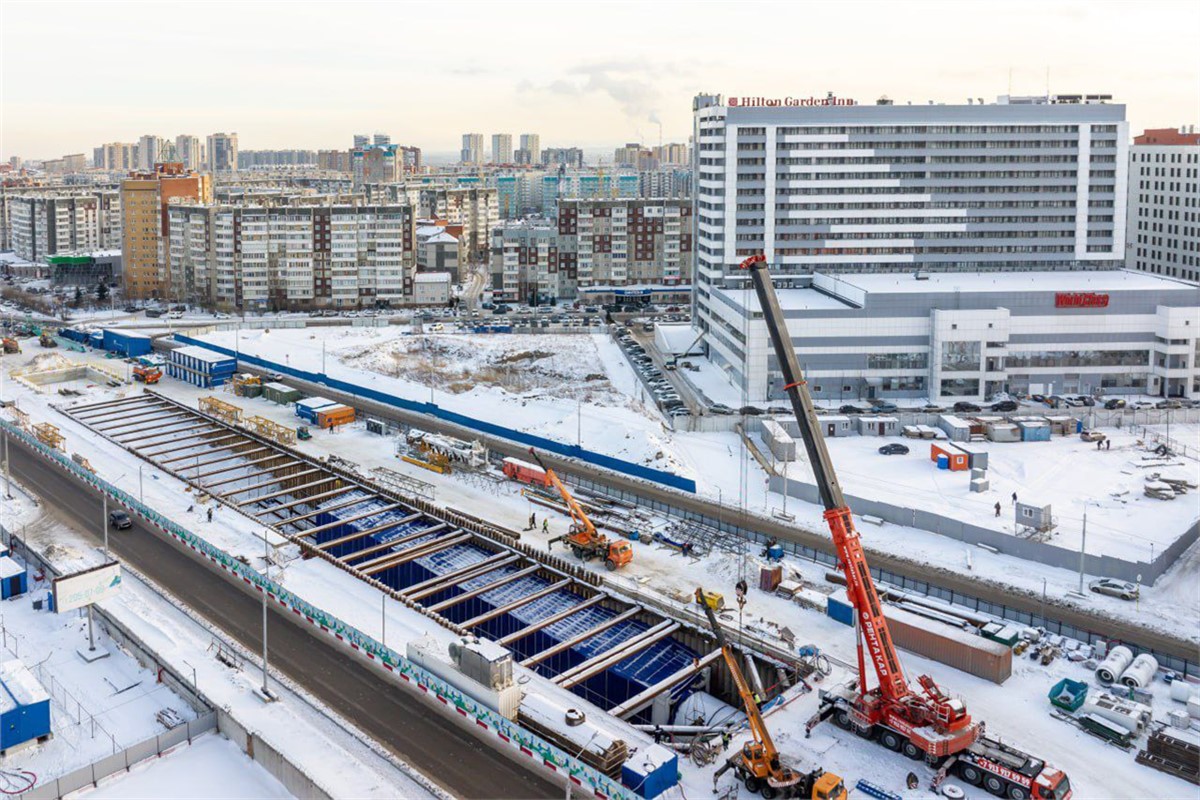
(79, 400), (174, 421)
(73, 398), (170, 419)
(425, 565), (542, 614)
(251, 486), (359, 516)
(69, 395), (161, 414)
(520, 605), (643, 668)
(201, 461), (304, 490)
(220, 469), (323, 498)
(116, 422), (220, 445)
(339, 525), (457, 564)
(403, 553), (519, 601)
(193, 453), (292, 481)
(234, 476), (339, 507)
(359, 533), (471, 577)
(609, 650), (723, 719)
(459, 579), (573, 629)
(295, 503), (403, 537)
(317, 513), (426, 551)
(162, 444), (265, 467)
(141, 433), (243, 457)
(269, 495), (374, 527)
(94, 410), (192, 432)
(496, 595), (608, 646)
(554, 622), (680, 689)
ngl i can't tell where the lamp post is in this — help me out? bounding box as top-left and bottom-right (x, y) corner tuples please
(261, 530), (271, 698)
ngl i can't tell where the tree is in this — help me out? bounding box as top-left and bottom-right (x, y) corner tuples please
(96, 282), (109, 303)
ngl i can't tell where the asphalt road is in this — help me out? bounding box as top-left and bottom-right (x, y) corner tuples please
(7, 437), (559, 800)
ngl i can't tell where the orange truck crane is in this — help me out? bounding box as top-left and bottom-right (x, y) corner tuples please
(527, 448), (632, 571)
(739, 254), (1071, 800)
(698, 587), (846, 800)
(132, 365), (162, 384)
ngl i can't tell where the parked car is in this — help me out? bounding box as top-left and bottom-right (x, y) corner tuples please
(123, 305), (139, 313)
(739, 406), (764, 416)
(990, 400), (1018, 412)
(952, 401), (981, 413)
(1089, 578), (1139, 601)
(920, 404), (946, 413)
(1104, 398), (1127, 410)
(839, 404), (866, 414)
(108, 510), (133, 530)
(878, 443), (910, 456)
(766, 406), (791, 415)
(869, 401), (898, 413)
(1030, 394), (1046, 404)
(709, 404), (735, 415)
(1131, 400), (1155, 410)
(1156, 399), (1183, 409)
(167, 310), (184, 319)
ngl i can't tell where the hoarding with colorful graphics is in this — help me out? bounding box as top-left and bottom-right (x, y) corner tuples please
(53, 562), (122, 612)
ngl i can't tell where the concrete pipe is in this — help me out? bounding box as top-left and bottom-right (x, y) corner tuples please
(1119, 653), (1159, 689)
(1095, 645), (1133, 684)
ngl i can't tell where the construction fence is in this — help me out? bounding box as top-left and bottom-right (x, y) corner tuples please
(171, 333), (697, 494)
(0, 418), (641, 800)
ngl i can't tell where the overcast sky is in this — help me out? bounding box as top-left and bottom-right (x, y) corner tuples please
(2, 0), (1198, 160)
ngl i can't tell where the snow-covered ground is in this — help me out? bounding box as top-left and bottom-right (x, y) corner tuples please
(81, 733), (292, 799)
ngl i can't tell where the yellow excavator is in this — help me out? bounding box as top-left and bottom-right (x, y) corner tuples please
(529, 448), (632, 570)
(697, 587), (846, 800)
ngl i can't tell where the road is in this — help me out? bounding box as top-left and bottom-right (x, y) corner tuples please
(6, 438), (558, 800)
(461, 264), (488, 310)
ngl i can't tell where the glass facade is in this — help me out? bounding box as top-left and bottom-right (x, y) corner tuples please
(868, 352), (928, 370)
(1007, 349), (1149, 369)
(941, 341), (981, 371)
(941, 378), (980, 396)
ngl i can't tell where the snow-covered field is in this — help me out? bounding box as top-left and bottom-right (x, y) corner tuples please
(81, 734), (292, 799)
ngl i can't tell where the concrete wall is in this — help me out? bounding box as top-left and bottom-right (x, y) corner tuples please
(218, 711), (333, 800)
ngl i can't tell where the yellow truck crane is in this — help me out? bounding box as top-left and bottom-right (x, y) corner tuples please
(529, 448), (632, 570)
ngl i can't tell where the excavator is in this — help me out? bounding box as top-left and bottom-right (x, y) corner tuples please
(527, 448), (632, 571)
(740, 254), (1071, 800)
(697, 587), (845, 800)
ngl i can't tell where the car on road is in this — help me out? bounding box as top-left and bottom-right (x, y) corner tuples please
(878, 443), (910, 456)
(709, 404), (735, 415)
(839, 404), (866, 414)
(739, 406), (764, 416)
(108, 510), (133, 530)
(868, 401), (898, 413)
(952, 401), (981, 413)
(167, 310), (184, 319)
(920, 404), (946, 413)
(123, 305), (139, 313)
(1104, 398), (1127, 410)
(990, 400), (1018, 412)
(1089, 578), (1139, 601)
(214, 312), (232, 319)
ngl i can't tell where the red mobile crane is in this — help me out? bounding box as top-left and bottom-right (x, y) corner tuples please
(528, 448), (633, 571)
(739, 254), (1071, 800)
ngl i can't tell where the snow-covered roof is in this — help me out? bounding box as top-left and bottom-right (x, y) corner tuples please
(826, 269), (1191, 295)
(717, 286), (853, 312)
(0, 557), (24, 580)
(0, 660), (49, 706)
(171, 344), (235, 364)
(425, 231), (458, 245)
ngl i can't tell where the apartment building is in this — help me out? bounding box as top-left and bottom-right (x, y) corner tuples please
(461, 133), (484, 165)
(489, 198), (693, 302)
(95, 142), (137, 172)
(8, 191), (121, 260)
(206, 132), (239, 172)
(1126, 126), (1200, 284)
(175, 135), (204, 171)
(540, 171), (639, 213)
(419, 186), (498, 259)
(120, 163), (212, 300)
(168, 199), (416, 310)
(491, 134), (514, 164)
(137, 135), (163, 171)
(516, 134), (541, 166)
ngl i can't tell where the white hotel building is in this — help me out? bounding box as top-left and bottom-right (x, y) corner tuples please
(688, 93), (1200, 402)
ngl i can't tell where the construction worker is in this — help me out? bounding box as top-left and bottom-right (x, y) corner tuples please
(528, 512), (536, 530)
(206, 507), (213, 523)
(994, 501), (1001, 517)
(1097, 439), (1103, 450)
(1106, 439), (1111, 451)
(721, 730), (732, 751)
(1011, 491), (1018, 505)
(542, 519), (549, 534)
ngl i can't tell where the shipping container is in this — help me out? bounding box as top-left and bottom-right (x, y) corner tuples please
(759, 564), (783, 593)
(315, 404), (356, 429)
(0, 660), (51, 753)
(930, 442), (970, 471)
(1014, 417), (1052, 442)
(886, 603), (1012, 684)
(501, 456), (551, 487)
(295, 396), (337, 422)
(938, 415), (972, 442)
(59, 328), (89, 344)
(88, 331), (104, 349)
(262, 382), (301, 405)
(167, 345), (237, 388)
(758, 418), (796, 461)
(985, 422), (1021, 443)
(101, 329), (152, 358)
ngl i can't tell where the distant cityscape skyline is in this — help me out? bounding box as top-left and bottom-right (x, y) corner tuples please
(3, 1), (1198, 160)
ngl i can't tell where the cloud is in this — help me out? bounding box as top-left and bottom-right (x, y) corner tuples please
(519, 60), (671, 122)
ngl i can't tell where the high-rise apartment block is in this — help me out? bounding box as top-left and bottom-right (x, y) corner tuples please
(137, 135), (163, 170)
(318, 150), (353, 172)
(8, 191), (121, 261)
(490, 198), (692, 303)
(175, 135), (204, 171)
(491, 134), (513, 164)
(206, 132), (239, 172)
(95, 142), (136, 171)
(419, 186), (498, 259)
(167, 199), (416, 310)
(353, 134), (370, 149)
(120, 163), (213, 300)
(373, 133), (391, 146)
(516, 134), (541, 166)
(542, 148), (585, 169)
(1126, 126), (1200, 284)
(461, 133), (484, 165)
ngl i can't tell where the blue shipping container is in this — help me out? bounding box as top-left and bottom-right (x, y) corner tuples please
(827, 596), (854, 626)
(0, 558), (26, 600)
(0, 660), (51, 752)
(88, 332), (104, 348)
(622, 744), (678, 799)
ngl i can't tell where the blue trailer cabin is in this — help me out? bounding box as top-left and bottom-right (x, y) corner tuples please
(295, 397), (337, 422)
(102, 329), (153, 358)
(167, 345), (237, 388)
(0, 660), (50, 754)
(0, 558), (26, 600)
(88, 331), (104, 349)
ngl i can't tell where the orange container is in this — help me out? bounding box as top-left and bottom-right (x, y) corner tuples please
(315, 404), (356, 429)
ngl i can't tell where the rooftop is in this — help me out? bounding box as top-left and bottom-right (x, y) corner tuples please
(823, 269), (1195, 296)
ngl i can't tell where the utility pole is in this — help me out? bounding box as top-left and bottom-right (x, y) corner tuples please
(381, 594), (386, 648)
(102, 494), (108, 560)
(1078, 511), (1087, 594)
(4, 429), (10, 500)
(139, 465), (144, 504)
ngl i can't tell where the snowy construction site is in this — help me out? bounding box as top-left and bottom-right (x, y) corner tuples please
(0, 315), (1197, 800)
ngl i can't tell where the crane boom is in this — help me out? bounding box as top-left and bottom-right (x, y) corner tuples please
(528, 448), (596, 539)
